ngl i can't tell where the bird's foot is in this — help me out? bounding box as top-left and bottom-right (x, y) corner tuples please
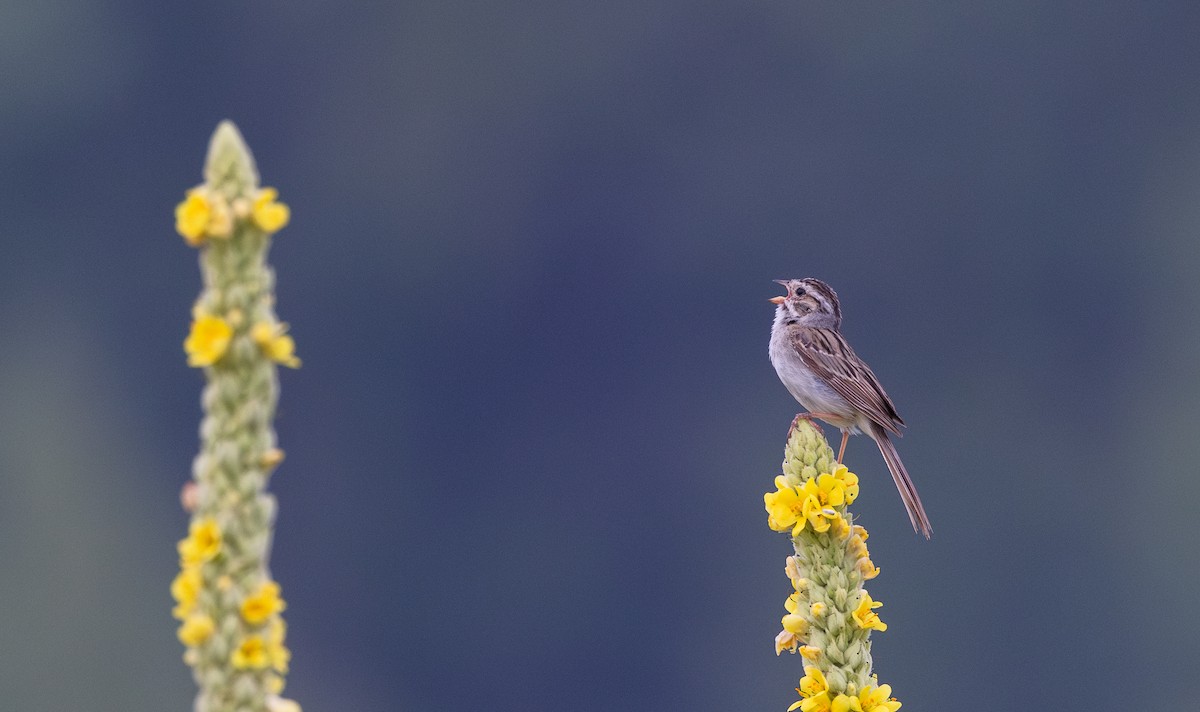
(787, 412), (839, 438)
(786, 414), (852, 464)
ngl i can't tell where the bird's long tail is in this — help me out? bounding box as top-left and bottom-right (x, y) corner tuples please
(869, 424), (932, 539)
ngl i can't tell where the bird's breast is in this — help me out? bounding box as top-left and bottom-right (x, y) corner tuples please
(769, 328), (860, 431)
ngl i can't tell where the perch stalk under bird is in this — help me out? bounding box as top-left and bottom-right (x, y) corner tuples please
(767, 278), (932, 539)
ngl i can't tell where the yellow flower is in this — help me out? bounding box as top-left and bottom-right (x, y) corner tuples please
(185, 315), (233, 367)
(858, 685), (901, 712)
(792, 692), (831, 712)
(831, 694), (863, 712)
(829, 512), (851, 540)
(789, 667), (834, 712)
(800, 472), (846, 509)
(175, 189), (233, 244)
(809, 601), (826, 617)
(177, 518), (222, 566)
(171, 565), (202, 619)
(799, 492), (834, 534)
(232, 636), (271, 669)
(853, 593), (887, 632)
(251, 321), (301, 368)
(857, 557), (880, 580)
(799, 645), (821, 661)
(175, 190), (212, 245)
(849, 530), (868, 557)
(785, 556), (806, 590)
(832, 465), (859, 504)
(765, 477), (805, 534)
(242, 580), (287, 624)
(782, 614), (808, 635)
(798, 666), (828, 697)
(177, 613), (215, 646)
(782, 592), (808, 635)
(253, 187), (290, 232)
(775, 629), (799, 655)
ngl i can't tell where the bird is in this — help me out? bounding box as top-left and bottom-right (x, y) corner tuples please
(768, 278), (932, 538)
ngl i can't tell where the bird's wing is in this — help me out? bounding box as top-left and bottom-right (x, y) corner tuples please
(790, 327), (905, 435)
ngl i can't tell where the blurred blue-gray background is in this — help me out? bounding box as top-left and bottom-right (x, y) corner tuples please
(3, 2), (1199, 710)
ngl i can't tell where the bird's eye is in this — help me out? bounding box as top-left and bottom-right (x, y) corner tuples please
(794, 288), (806, 297)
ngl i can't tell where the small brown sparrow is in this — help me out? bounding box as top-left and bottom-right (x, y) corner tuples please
(768, 278), (932, 538)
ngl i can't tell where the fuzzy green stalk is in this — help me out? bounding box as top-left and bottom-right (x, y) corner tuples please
(764, 420), (900, 712)
(171, 121), (300, 712)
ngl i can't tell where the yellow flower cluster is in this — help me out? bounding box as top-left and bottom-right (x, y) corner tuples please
(789, 667), (901, 712)
(183, 313), (303, 370)
(231, 581), (291, 684)
(174, 185), (289, 246)
(171, 565), (202, 620)
(175, 188), (233, 246)
(773, 532), (882, 656)
(172, 520), (292, 676)
(172, 518), (222, 647)
(765, 465), (859, 536)
(252, 321), (301, 368)
(172, 528), (293, 686)
(773, 515), (888, 660)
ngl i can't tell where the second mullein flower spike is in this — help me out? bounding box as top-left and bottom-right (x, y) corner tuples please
(171, 121), (302, 712)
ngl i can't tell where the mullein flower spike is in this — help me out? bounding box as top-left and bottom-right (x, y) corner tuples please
(171, 121), (301, 712)
(764, 420), (901, 712)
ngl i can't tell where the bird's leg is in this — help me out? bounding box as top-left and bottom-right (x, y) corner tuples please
(837, 430), (849, 464)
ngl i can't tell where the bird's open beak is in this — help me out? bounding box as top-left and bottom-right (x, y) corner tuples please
(769, 279), (788, 304)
